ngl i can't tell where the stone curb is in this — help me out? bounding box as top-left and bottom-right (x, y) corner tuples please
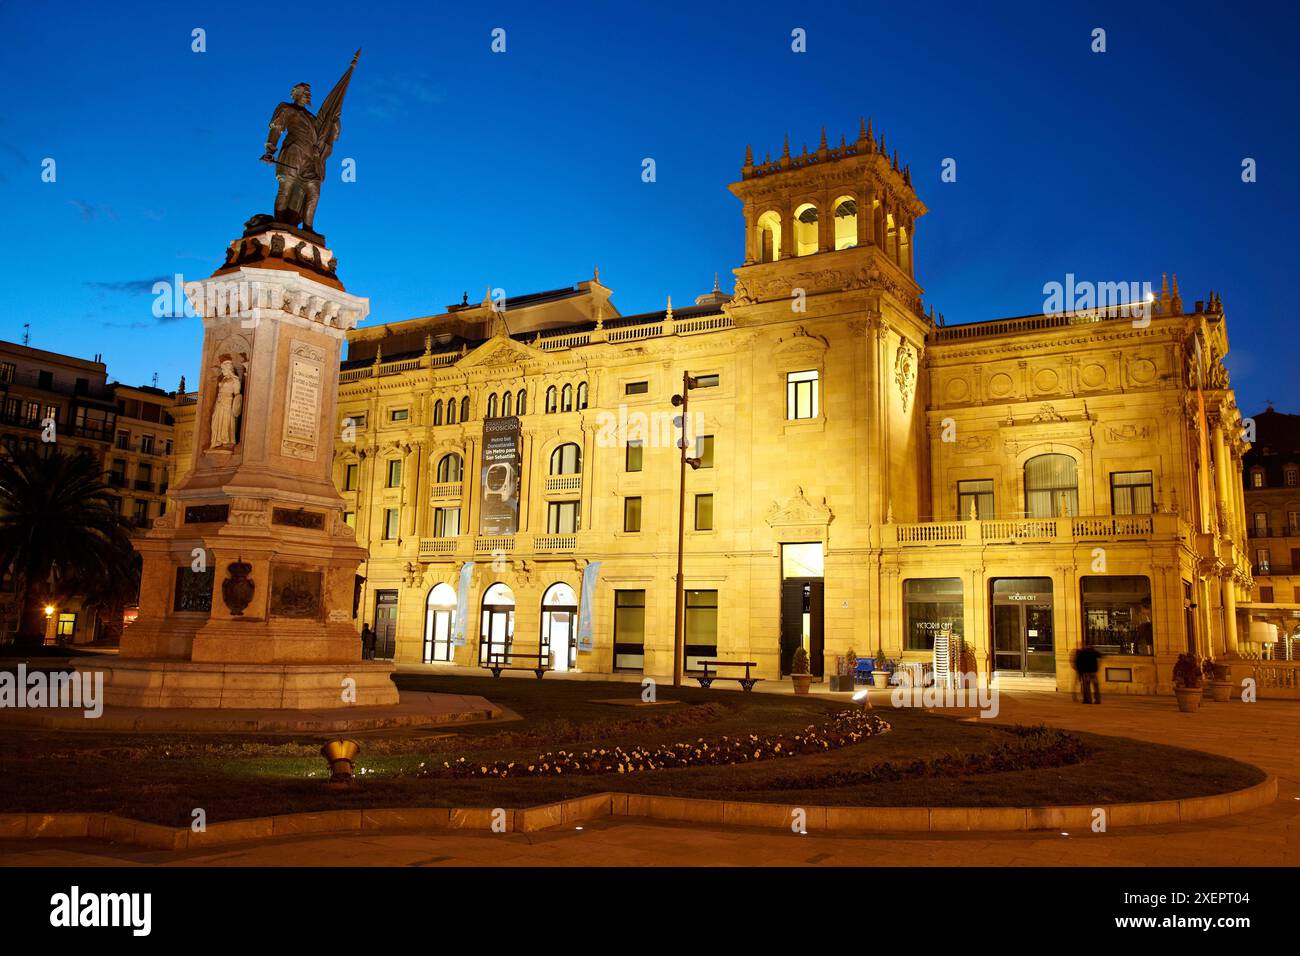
(0, 706), (500, 733)
(0, 776), (1276, 851)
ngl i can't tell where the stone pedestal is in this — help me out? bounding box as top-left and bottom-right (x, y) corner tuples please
(83, 224), (398, 709)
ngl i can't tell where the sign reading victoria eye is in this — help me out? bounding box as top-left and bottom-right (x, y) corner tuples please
(281, 340), (326, 461)
(480, 416), (521, 535)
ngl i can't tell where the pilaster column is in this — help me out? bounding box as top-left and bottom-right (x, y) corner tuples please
(1222, 572), (1240, 655)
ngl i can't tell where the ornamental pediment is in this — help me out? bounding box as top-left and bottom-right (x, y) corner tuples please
(457, 335), (550, 370)
(765, 486), (833, 527)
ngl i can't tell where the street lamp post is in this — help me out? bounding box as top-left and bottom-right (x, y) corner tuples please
(671, 371), (702, 687)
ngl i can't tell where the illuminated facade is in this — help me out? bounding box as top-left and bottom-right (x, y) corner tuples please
(170, 123), (1256, 693)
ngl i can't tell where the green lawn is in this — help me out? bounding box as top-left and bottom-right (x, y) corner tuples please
(0, 673), (1265, 826)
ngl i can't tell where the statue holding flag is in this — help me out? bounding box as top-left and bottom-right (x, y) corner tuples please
(259, 50), (360, 235)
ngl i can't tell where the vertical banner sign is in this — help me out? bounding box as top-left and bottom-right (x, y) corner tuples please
(480, 416), (521, 534)
(577, 560), (601, 652)
(453, 561), (474, 646)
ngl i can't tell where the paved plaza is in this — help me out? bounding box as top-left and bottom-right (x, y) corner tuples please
(2, 689), (1295, 867)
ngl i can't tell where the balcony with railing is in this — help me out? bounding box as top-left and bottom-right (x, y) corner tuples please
(886, 513), (1173, 548)
(533, 534), (578, 552)
(418, 537), (459, 558)
(430, 481), (463, 499)
(545, 474), (582, 493)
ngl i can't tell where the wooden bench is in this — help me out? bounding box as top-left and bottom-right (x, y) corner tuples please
(483, 651), (551, 679)
(693, 660), (762, 692)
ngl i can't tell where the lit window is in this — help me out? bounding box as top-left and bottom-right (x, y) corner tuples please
(547, 501), (580, 534)
(344, 464), (358, 491)
(383, 509), (400, 540)
(786, 370), (819, 420)
(561, 385), (573, 412)
(434, 507), (461, 537)
(1287, 466), (1298, 487)
(387, 459), (402, 488)
(56, 613), (76, 639)
(694, 493), (714, 531)
(343, 511), (355, 528)
(1110, 471), (1154, 515)
(436, 454), (463, 483)
(1252, 470), (1265, 488)
(696, 435), (715, 468)
(957, 479), (994, 519)
(624, 497), (642, 533)
(577, 382), (588, 409)
(550, 443), (581, 475)
(545, 386), (558, 414)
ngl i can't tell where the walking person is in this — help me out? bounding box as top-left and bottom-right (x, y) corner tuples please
(1074, 643), (1102, 704)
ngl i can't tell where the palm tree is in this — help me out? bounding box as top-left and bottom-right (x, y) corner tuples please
(0, 446), (137, 650)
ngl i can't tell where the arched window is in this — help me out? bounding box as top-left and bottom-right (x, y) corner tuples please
(436, 453), (463, 483)
(486, 393), (498, 419)
(432, 401), (443, 426)
(545, 386), (558, 414)
(479, 582), (516, 665)
(898, 222), (911, 273)
(446, 398), (457, 424)
(424, 582), (457, 663)
(794, 203), (819, 256)
(885, 211), (898, 262)
(501, 391), (513, 417)
(757, 210), (782, 262)
(460, 396), (470, 421)
(833, 196), (858, 250)
(550, 443), (582, 475)
(541, 582), (580, 672)
(517, 389), (527, 415)
(1025, 454), (1078, 518)
(561, 384), (573, 412)
(576, 382), (588, 410)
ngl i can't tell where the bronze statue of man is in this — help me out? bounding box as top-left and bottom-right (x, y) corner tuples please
(258, 51), (359, 235)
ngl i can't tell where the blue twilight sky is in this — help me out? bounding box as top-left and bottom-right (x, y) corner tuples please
(0, 0), (1296, 413)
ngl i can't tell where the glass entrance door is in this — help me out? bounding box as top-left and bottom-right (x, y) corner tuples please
(992, 605), (1023, 672)
(1025, 603), (1055, 674)
(990, 578), (1054, 675)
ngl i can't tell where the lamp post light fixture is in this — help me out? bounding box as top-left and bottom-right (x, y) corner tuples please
(320, 738), (362, 790)
(671, 372), (702, 688)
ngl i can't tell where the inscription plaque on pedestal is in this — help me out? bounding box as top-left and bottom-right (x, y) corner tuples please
(281, 341), (325, 461)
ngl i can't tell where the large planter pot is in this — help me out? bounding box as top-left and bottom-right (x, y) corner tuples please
(1207, 680), (1233, 702)
(1174, 686), (1203, 713)
(791, 674), (813, 695)
(829, 675), (855, 692)
(871, 670), (890, 689)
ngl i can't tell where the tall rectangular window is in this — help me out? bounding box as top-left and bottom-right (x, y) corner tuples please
(956, 479), (994, 519)
(613, 589), (646, 672)
(1260, 586), (1275, 603)
(1289, 512), (1300, 535)
(786, 369), (819, 420)
(1110, 470), (1154, 515)
(1253, 512), (1269, 536)
(387, 459), (402, 488)
(694, 493), (714, 531)
(344, 464), (358, 491)
(547, 500), (580, 534)
(684, 590), (718, 671)
(1255, 548), (1270, 572)
(623, 496), (642, 532)
(383, 509), (400, 540)
(903, 578), (964, 651)
(696, 435), (715, 468)
(140, 434), (155, 454)
(625, 440), (644, 473)
(343, 511), (355, 528)
(434, 507), (461, 537)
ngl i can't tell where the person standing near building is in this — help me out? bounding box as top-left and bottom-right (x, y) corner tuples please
(360, 623), (375, 661)
(1074, 644), (1102, 704)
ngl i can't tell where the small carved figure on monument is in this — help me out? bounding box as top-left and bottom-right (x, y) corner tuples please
(209, 359), (244, 449)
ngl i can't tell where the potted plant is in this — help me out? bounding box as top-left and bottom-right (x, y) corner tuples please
(791, 646), (813, 695)
(1203, 658), (1233, 702)
(830, 649), (857, 692)
(1172, 653), (1203, 712)
(871, 649), (890, 688)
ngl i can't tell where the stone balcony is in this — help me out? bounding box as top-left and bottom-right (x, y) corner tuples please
(417, 532), (584, 560)
(884, 513), (1187, 548)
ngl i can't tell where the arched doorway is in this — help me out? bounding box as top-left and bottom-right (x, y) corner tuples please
(541, 582), (579, 672)
(479, 582), (515, 665)
(424, 582), (457, 663)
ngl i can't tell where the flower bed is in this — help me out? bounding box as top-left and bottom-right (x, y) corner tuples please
(433, 709), (890, 779)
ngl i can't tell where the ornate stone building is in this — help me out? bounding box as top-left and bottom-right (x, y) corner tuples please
(169, 122), (1255, 694)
